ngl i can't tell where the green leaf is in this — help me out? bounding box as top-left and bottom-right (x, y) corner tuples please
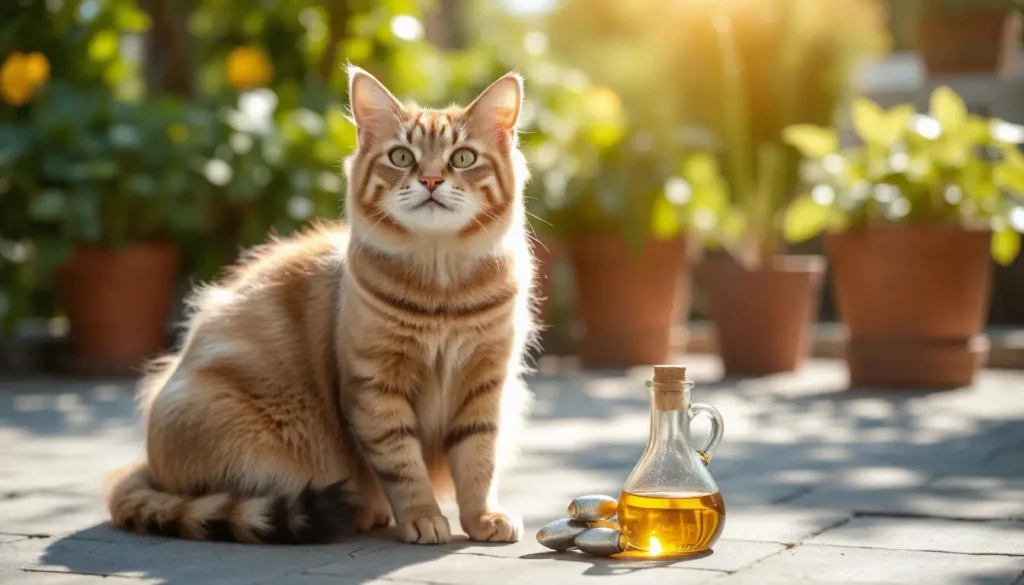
(71, 189), (102, 242)
(992, 225), (1021, 266)
(651, 194), (682, 239)
(784, 194), (830, 242)
(931, 86), (967, 135)
(852, 97), (886, 147)
(782, 124), (837, 158)
(994, 163), (1024, 194)
(28, 189), (67, 221)
(88, 30), (120, 63)
(880, 104), (914, 147)
(682, 152), (719, 183)
(115, 6), (152, 32)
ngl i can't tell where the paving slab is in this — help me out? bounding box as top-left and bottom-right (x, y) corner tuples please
(309, 544), (727, 584)
(3, 568), (163, 585)
(708, 544), (1024, 585)
(15, 534), (404, 585)
(716, 507), (851, 545)
(785, 472), (1024, 521)
(2, 356), (1024, 584)
(0, 493), (111, 538)
(806, 516), (1024, 555)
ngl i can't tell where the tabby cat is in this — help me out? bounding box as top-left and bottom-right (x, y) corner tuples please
(105, 66), (536, 546)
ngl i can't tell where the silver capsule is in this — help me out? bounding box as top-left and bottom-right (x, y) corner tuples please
(567, 494), (618, 522)
(574, 527), (627, 556)
(535, 518), (591, 551)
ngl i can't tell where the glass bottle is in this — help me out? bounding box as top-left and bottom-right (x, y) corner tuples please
(617, 365), (726, 556)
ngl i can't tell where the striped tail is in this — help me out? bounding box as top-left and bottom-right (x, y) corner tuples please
(105, 464), (358, 544)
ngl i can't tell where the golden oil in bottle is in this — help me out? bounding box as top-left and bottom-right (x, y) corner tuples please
(617, 490), (726, 555)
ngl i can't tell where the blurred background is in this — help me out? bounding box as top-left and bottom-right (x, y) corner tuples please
(3, 0), (1024, 389)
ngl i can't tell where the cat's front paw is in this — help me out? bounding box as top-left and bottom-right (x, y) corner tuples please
(397, 510), (452, 544)
(461, 509), (523, 543)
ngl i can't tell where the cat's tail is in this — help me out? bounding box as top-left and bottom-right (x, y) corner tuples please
(105, 463), (358, 544)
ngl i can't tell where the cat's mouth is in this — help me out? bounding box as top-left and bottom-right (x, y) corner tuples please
(413, 196), (452, 211)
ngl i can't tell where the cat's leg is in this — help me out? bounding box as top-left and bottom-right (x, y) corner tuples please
(111, 362), (361, 543)
(346, 353), (451, 544)
(343, 443), (395, 532)
(445, 357), (526, 543)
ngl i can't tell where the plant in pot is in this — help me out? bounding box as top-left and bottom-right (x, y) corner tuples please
(551, 114), (726, 369)
(911, 0), (1019, 76)
(660, 0), (887, 376)
(782, 86), (1024, 388)
(25, 83), (209, 373)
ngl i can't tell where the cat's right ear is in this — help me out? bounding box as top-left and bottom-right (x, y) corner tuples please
(347, 65), (402, 146)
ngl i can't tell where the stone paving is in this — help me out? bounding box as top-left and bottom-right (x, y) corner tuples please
(1, 355), (1023, 584)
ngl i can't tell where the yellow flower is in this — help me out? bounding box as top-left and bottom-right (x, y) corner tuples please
(226, 46), (273, 91)
(0, 51), (50, 106)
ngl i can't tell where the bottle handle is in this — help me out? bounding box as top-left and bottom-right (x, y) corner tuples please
(688, 403), (724, 466)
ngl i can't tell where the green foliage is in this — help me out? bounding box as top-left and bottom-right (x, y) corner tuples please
(545, 0), (888, 263)
(782, 86), (1024, 265)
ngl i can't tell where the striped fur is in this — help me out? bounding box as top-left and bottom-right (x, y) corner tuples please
(105, 67), (536, 545)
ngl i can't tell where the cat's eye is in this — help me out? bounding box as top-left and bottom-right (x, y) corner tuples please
(388, 147), (415, 168)
(450, 148), (477, 169)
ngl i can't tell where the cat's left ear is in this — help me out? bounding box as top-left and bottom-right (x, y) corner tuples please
(465, 72), (523, 141)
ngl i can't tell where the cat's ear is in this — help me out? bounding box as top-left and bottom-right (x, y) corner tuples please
(348, 65), (402, 145)
(465, 72), (522, 141)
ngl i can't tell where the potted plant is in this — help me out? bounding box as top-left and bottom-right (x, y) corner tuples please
(23, 84), (208, 373)
(783, 86), (1024, 387)
(661, 0), (887, 376)
(912, 0), (1018, 76)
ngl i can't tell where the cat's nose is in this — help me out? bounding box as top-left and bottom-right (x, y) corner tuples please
(420, 175), (444, 193)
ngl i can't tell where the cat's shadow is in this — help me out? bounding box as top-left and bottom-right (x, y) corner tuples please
(39, 523), (717, 582)
(39, 523), (477, 585)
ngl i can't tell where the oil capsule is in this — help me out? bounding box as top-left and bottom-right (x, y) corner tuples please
(574, 527), (627, 556)
(535, 518), (591, 551)
(567, 494), (618, 522)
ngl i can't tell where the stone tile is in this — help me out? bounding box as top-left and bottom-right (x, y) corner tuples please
(786, 473), (1024, 521)
(253, 577), (427, 585)
(926, 476), (1024, 520)
(711, 544), (1024, 585)
(60, 523), (170, 546)
(444, 534), (781, 573)
(3, 569), (162, 584)
(719, 508), (851, 544)
(309, 546), (725, 584)
(807, 516), (1024, 555)
(17, 534), (399, 585)
(659, 540), (784, 573)
(716, 473), (825, 507)
(0, 534), (28, 544)
(0, 493), (109, 537)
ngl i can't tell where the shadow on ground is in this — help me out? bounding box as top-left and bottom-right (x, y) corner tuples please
(39, 524), (481, 585)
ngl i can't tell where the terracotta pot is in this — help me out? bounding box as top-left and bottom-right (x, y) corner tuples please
(699, 255), (825, 376)
(826, 225), (992, 388)
(916, 10), (1009, 75)
(57, 243), (181, 373)
(568, 233), (692, 369)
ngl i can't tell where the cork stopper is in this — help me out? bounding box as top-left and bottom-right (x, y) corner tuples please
(653, 365), (687, 384)
(652, 365), (687, 411)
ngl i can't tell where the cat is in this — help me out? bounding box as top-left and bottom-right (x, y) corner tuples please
(104, 66), (537, 546)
